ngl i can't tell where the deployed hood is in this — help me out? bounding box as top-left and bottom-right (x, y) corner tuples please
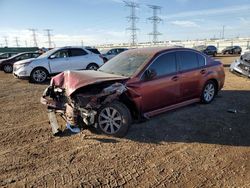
(51, 70), (128, 96)
(14, 58), (35, 65)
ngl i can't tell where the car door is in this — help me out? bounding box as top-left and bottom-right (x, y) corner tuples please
(138, 52), (180, 113)
(177, 50), (206, 101)
(68, 48), (89, 70)
(48, 49), (70, 73)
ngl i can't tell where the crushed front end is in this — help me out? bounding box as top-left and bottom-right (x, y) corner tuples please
(230, 59), (250, 78)
(41, 81), (127, 135)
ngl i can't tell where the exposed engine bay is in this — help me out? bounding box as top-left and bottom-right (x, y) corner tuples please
(230, 52), (250, 78)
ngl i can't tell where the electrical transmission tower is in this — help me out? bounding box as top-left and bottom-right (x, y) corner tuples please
(3, 36), (8, 47)
(29, 29), (38, 47)
(15, 37), (20, 47)
(147, 5), (162, 44)
(124, 1), (139, 46)
(44, 29), (53, 48)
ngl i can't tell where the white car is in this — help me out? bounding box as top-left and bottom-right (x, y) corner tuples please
(13, 46), (104, 83)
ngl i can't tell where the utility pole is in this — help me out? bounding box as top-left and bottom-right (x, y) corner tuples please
(25, 40), (28, 47)
(147, 5), (162, 44)
(29, 29), (38, 47)
(124, 1), (139, 46)
(3, 36), (8, 47)
(81, 40), (84, 47)
(15, 37), (20, 47)
(222, 25), (225, 39)
(44, 29), (53, 48)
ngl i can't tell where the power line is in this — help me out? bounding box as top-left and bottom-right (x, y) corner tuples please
(29, 29), (38, 47)
(124, 1), (139, 46)
(44, 29), (53, 48)
(147, 5), (162, 44)
(3, 36), (8, 47)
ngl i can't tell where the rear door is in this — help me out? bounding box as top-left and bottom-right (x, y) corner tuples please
(138, 52), (180, 112)
(177, 50), (206, 101)
(49, 49), (70, 73)
(68, 48), (89, 70)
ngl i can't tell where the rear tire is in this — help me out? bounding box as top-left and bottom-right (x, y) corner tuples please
(97, 101), (132, 137)
(3, 64), (13, 73)
(86, 63), (99, 70)
(201, 80), (217, 104)
(30, 68), (48, 83)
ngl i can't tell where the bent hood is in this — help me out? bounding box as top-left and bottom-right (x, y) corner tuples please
(51, 70), (128, 96)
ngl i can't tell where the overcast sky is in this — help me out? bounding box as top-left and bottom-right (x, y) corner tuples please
(0, 0), (250, 47)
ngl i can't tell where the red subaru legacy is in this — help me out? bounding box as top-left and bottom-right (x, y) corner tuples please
(41, 47), (225, 137)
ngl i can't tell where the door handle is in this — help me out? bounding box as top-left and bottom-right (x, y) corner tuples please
(171, 76), (179, 81)
(200, 69), (206, 74)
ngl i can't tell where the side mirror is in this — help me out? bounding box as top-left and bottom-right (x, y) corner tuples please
(145, 69), (157, 80)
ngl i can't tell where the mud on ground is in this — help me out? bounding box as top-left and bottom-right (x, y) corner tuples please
(0, 55), (249, 187)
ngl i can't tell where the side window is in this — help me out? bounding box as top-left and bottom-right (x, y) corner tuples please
(147, 52), (177, 77)
(197, 54), (206, 67)
(52, 49), (69, 58)
(177, 51), (199, 71)
(32, 53), (40, 58)
(15, 54), (29, 61)
(70, 49), (88, 57)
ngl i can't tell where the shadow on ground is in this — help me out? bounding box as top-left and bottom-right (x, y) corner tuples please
(94, 90), (250, 147)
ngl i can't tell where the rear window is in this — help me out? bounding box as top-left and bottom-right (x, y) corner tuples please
(177, 51), (199, 71)
(70, 49), (87, 57)
(197, 53), (206, 67)
(87, 48), (100, 54)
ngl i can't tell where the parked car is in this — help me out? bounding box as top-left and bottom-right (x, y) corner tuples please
(194, 45), (218, 57)
(222, 46), (242, 54)
(13, 46), (104, 83)
(41, 47), (225, 137)
(85, 47), (101, 55)
(101, 48), (128, 62)
(0, 52), (17, 60)
(230, 51), (250, 78)
(0, 52), (41, 73)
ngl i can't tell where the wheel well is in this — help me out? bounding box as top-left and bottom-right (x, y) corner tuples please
(31, 67), (49, 76)
(119, 94), (140, 121)
(87, 63), (99, 69)
(207, 79), (219, 94)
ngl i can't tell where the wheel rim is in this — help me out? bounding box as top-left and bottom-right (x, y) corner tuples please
(33, 69), (47, 82)
(88, 65), (98, 70)
(4, 65), (12, 73)
(98, 107), (122, 134)
(204, 83), (215, 102)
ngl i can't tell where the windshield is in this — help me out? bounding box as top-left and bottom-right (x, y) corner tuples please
(37, 48), (59, 58)
(99, 50), (152, 77)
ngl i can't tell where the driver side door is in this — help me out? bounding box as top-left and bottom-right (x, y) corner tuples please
(49, 49), (70, 73)
(137, 52), (180, 113)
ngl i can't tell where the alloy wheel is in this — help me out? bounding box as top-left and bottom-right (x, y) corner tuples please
(98, 107), (122, 135)
(204, 83), (215, 102)
(32, 69), (47, 83)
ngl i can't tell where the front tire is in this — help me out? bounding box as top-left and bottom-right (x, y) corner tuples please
(97, 101), (131, 137)
(86, 63), (99, 70)
(3, 64), (13, 73)
(30, 68), (48, 83)
(201, 81), (217, 104)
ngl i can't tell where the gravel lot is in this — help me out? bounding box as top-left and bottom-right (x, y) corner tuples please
(0, 55), (249, 187)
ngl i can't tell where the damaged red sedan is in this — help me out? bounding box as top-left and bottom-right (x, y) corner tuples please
(41, 47), (225, 137)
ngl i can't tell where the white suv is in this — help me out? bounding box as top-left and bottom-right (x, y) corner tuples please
(13, 46), (104, 83)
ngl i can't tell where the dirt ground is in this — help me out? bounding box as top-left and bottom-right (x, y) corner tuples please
(0, 55), (249, 188)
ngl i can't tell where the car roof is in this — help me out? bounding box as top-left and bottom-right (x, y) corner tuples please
(126, 47), (193, 56)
